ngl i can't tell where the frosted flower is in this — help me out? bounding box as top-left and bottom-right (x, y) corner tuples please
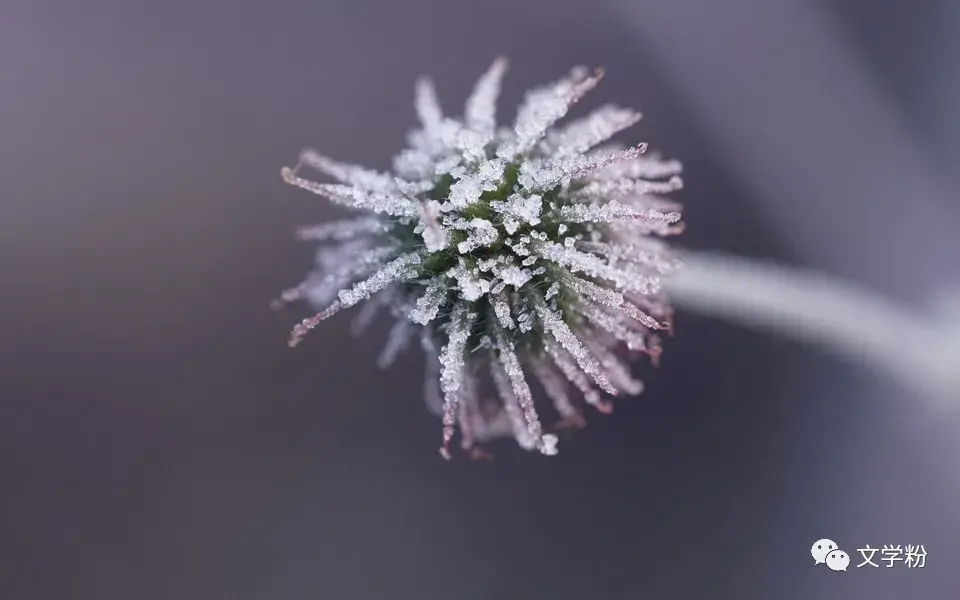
(275, 58), (685, 459)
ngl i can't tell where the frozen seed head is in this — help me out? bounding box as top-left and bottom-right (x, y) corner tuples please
(276, 57), (685, 459)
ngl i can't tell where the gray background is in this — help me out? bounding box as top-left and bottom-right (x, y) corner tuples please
(2, 1), (958, 598)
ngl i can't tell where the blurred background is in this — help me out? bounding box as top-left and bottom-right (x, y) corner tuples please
(1, 0), (958, 598)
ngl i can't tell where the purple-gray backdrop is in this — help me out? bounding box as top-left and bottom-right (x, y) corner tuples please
(2, 1), (957, 598)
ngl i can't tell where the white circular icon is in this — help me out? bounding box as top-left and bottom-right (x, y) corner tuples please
(826, 550), (850, 572)
(811, 538), (838, 564)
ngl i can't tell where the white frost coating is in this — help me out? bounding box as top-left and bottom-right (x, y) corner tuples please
(534, 239), (610, 278)
(499, 66), (605, 158)
(492, 292), (516, 329)
(456, 219), (499, 254)
(498, 266), (533, 289)
(530, 357), (579, 419)
(535, 240), (663, 296)
(281, 170), (420, 218)
(475, 158), (507, 187)
(543, 337), (603, 409)
(543, 105), (643, 158)
(492, 193), (542, 225)
(297, 149), (398, 192)
(576, 240), (683, 275)
(563, 274), (663, 330)
(419, 330), (444, 418)
(279, 59), (686, 457)
(453, 364), (478, 449)
(493, 325), (547, 450)
(572, 175), (684, 202)
(338, 251), (424, 307)
(393, 148), (437, 180)
(575, 299), (648, 351)
(545, 282), (560, 301)
(452, 128), (492, 164)
(418, 200), (449, 252)
(420, 225), (448, 252)
(414, 77), (444, 132)
(296, 218), (389, 242)
(280, 241), (392, 309)
(450, 264), (491, 301)
(438, 303), (477, 457)
(465, 57), (508, 134)
(489, 352), (537, 450)
(507, 238), (530, 257)
(591, 152), (683, 180)
(560, 201), (681, 227)
(408, 277), (449, 325)
(433, 154), (462, 177)
(583, 336), (645, 396)
(534, 298), (617, 395)
(448, 175), (484, 209)
(395, 178), (435, 196)
(520, 145), (647, 191)
(476, 254), (509, 273)
(517, 310), (535, 333)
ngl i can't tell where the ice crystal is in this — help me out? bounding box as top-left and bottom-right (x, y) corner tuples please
(276, 58), (684, 459)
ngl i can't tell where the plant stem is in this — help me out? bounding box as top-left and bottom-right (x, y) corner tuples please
(664, 251), (960, 404)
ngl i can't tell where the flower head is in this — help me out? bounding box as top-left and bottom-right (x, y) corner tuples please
(276, 58), (684, 458)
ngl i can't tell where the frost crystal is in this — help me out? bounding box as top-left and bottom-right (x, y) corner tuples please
(276, 58), (685, 459)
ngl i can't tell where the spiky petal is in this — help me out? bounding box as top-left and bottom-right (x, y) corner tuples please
(465, 57), (508, 135)
(438, 304), (477, 458)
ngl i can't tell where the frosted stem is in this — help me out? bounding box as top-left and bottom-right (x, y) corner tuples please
(664, 251), (960, 403)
